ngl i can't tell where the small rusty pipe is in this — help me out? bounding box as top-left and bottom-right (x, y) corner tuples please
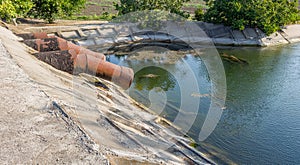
(17, 32), (49, 40)
(24, 37), (106, 61)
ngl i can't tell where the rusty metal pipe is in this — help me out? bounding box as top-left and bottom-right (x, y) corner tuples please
(73, 53), (134, 89)
(55, 37), (106, 61)
(24, 37), (106, 61)
(17, 32), (49, 40)
(25, 34), (134, 89)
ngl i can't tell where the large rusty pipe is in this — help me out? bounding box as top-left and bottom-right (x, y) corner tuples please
(55, 37), (106, 61)
(73, 53), (134, 89)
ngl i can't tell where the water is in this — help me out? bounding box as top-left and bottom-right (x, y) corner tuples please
(107, 43), (300, 164)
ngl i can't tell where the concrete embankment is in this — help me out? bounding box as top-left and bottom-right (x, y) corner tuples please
(0, 24), (215, 164)
(201, 23), (300, 46)
(19, 21), (300, 52)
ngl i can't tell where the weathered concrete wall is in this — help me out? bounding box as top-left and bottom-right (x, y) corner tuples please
(22, 22), (300, 51)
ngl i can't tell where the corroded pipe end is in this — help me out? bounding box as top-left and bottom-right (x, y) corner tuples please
(74, 54), (134, 89)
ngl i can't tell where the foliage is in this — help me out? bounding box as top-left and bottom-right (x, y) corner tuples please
(203, 0), (300, 35)
(28, 0), (86, 23)
(1, 0), (86, 23)
(112, 10), (186, 31)
(114, 0), (190, 18)
(0, 0), (33, 21)
(194, 5), (205, 21)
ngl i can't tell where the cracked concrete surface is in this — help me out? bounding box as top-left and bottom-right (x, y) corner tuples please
(0, 39), (107, 164)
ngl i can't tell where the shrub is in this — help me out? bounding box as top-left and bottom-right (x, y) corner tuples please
(114, 0), (190, 18)
(0, 0), (33, 22)
(203, 0), (300, 35)
(194, 6), (205, 21)
(28, 0), (86, 23)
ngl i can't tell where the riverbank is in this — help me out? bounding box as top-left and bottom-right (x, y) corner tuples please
(0, 24), (214, 164)
(7, 19), (300, 50)
(201, 23), (300, 46)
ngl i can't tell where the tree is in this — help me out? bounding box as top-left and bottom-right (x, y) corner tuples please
(0, 0), (33, 22)
(114, 0), (190, 18)
(28, 0), (86, 23)
(201, 0), (300, 35)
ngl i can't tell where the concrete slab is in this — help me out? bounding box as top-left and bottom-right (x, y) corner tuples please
(115, 36), (133, 44)
(261, 32), (289, 46)
(209, 27), (230, 38)
(94, 37), (115, 46)
(282, 24), (300, 42)
(114, 24), (132, 37)
(231, 30), (246, 40)
(243, 28), (258, 39)
(98, 28), (117, 37)
(61, 31), (79, 39)
(83, 29), (100, 38)
(77, 39), (96, 47)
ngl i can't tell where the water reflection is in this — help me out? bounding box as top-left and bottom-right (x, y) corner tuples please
(134, 66), (176, 91)
(107, 43), (300, 164)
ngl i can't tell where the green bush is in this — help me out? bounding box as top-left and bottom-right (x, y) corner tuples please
(0, 0), (33, 21)
(114, 0), (190, 18)
(194, 6), (204, 21)
(1, 0), (86, 23)
(28, 0), (86, 23)
(203, 0), (300, 35)
(0, 0), (16, 21)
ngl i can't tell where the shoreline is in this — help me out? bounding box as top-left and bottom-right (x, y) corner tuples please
(6, 19), (300, 49)
(0, 24), (215, 164)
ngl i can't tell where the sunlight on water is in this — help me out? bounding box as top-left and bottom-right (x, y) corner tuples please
(107, 43), (300, 164)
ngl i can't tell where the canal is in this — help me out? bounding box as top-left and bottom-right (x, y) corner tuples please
(107, 42), (300, 164)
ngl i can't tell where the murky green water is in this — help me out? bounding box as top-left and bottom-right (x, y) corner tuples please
(107, 43), (300, 164)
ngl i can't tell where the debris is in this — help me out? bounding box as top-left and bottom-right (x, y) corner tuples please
(221, 53), (249, 64)
(139, 74), (160, 78)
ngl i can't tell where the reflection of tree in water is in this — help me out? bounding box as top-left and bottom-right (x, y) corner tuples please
(134, 66), (176, 91)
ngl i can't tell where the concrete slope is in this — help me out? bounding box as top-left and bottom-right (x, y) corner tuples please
(0, 29), (107, 164)
(0, 26), (214, 164)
